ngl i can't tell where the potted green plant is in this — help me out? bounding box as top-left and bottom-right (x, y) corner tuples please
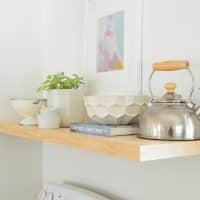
(38, 72), (85, 127)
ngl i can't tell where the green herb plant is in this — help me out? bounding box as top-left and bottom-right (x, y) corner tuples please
(37, 72), (84, 92)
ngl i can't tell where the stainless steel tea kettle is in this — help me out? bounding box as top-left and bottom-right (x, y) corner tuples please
(138, 60), (200, 140)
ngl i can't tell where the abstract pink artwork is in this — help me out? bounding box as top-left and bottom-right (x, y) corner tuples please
(97, 11), (124, 72)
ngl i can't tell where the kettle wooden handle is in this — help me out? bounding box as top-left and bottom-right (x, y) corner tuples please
(164, 83), (176, 93)
(153, 60), (189, 71)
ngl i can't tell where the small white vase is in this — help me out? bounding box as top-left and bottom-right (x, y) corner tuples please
(47, 89), (85, 127)
(38, 106), (61, 129)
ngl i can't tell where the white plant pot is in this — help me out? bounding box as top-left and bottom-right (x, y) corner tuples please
(47, 89), (85, 127)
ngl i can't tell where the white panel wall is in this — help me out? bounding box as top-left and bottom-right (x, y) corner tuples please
(43, 0), (200, 200)
(0, 135), (42, 200)
(0, 0), (43, 199)
(0, 0), (43, 121)
(42, 0), (85, 76)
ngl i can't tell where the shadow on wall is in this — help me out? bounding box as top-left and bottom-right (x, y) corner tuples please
(63, 180), (127, 200)
(43, 143), (200, 200)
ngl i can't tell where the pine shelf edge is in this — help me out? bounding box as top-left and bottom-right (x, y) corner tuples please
(0, 122), (200, 161)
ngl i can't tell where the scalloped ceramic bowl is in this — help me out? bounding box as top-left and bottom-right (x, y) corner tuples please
(84, 95), (150, 125)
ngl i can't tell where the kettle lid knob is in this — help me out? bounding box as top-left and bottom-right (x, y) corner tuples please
(164, 83), (176, 94)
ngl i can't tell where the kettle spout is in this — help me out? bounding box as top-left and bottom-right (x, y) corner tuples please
(146, 101), (153, 107)
(195, 106), (200, 117)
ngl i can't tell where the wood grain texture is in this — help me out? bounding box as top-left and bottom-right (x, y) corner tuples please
(153, 60), (189, 71)
(0, 123), (200, 161)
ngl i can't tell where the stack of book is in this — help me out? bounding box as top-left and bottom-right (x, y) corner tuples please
(70, 123), (138, 137)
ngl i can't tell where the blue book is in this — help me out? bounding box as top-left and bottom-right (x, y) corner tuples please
(70, 123), (138, 137)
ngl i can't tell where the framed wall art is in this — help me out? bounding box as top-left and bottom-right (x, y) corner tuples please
(84, 0), (143, 95)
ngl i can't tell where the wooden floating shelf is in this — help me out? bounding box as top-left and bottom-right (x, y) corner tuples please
(0, 122), (200, 161)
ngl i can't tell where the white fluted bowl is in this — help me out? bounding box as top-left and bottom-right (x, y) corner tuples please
(84, 95), (150, 125)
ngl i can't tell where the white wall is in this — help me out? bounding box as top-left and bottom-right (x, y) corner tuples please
(0, 0), (43, 199)
(0, 0), (43, 121)
(0, 135), (42, 200)
(42, 0), (85, 76)
(44, 144), (200, 200)
(42, 0), (200, 200)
